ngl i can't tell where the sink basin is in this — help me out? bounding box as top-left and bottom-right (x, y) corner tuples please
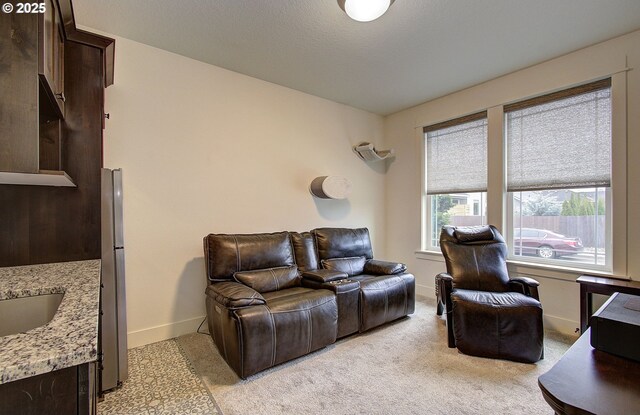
(0, 293), (64, 337)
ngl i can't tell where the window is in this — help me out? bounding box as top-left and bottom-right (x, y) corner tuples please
(505, 79), (611, 269)
(420, 78), (616, 272)
(423, 113), (488, 248)
(510, 188), (607, 266)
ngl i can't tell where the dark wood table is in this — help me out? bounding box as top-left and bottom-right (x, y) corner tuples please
(577, 275), (640, 334)
(538, 328), (640, 415)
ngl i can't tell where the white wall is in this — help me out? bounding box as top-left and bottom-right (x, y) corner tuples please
(102, 28), (640, 345)
(102, 35), (388, 347)
(384, 30), (640, 336)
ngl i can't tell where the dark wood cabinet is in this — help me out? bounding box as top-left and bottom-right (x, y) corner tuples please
(0, 12), (39, 174)
(0, 8), (68, 181)
(0, 363), (97, 415)
(39, 0), (65, 118)
(0, 0), (114, 266)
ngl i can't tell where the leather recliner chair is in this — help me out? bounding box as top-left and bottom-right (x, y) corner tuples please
(436, 225), (544, 363)
(204, 231), (338, 378)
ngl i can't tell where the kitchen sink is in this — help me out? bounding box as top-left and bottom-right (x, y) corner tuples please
(0, 293), (64, 337)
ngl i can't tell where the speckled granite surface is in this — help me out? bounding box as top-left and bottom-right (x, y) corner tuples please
(0, 260), (101, 384)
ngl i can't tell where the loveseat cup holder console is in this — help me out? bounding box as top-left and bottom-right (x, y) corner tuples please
(329, 279), (353, 285)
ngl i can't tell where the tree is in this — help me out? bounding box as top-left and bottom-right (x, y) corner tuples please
(522, 191), (561, 216)
(561, 192), (600, 216)
(561, 193), (580, 216)
(434, 195), (454, 230)
(578, 199), (595, 215)
(597, 198), (605, 215)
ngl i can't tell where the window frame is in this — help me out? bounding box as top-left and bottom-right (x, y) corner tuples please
(421, 112), (488, 251)
(503, 80), (613, 272)
(419, 73), (627, 277)
(505, 188), (612, 271)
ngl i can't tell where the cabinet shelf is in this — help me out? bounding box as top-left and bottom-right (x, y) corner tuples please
(0, 170), (76, 187)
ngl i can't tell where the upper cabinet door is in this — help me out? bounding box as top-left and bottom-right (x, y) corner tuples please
(39, 0), (65, 118)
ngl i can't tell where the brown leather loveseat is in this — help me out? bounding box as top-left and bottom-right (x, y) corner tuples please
(203, 228), (415, 378)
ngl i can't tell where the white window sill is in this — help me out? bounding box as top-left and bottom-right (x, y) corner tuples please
(415, 250), (445, 262)
(414, 249), (624, 283)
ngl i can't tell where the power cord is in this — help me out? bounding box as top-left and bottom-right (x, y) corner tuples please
(196, 316), (210, 335)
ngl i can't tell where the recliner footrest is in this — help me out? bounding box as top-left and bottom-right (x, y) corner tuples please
(357, 273), (415, 332)
(451, 289), (544, 363)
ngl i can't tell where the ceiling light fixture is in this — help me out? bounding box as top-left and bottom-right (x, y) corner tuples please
(337, 0), (395, 22)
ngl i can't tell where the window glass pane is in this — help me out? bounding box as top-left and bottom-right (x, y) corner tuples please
(511, 188), (606, 266)
(430, 192), (486, 247)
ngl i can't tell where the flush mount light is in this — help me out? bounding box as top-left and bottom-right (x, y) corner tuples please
(338, 0), (395, 22)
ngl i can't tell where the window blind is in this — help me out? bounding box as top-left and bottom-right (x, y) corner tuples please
(424, 112), (487, 195)
(506, 79), (611, 192)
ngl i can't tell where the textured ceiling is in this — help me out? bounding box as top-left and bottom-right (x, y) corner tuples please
(73, 0), (640, 115)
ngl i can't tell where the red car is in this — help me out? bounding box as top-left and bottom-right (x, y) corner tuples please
(513, 228), (583, 259)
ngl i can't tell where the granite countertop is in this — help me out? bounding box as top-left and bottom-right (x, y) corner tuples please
(0, 260), (101, 384)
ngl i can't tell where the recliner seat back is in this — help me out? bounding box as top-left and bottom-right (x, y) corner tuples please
(290, 231), (319, 272)
(313, 227), (374, 261)
(439, 225), (510, 292)
(203, 232), (298, 292)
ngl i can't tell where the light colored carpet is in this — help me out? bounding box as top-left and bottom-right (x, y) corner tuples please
(176, 296), (574, 415)
(98, 339), (221, 415)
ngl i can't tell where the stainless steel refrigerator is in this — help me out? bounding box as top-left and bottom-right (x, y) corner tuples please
(100, 168), (128, 393)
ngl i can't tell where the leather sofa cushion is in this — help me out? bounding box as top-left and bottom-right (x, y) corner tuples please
(363, 259), (406, 275)
(451, 289), (541, 308)
(321, 256), (366, 276)
(204, 232), (295, 281)
(262, 287), (336, 312)
(234, 265), (299, 293)
(302, 269), (348, 283)
(313, 228), (373, 260)
(205, 282), (266, 309)
(290, 232), (319, 272)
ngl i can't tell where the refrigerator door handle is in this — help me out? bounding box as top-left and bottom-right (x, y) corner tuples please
(113, 169), (125, 249)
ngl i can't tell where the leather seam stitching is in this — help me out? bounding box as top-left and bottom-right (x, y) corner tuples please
(384, 285), (388, 323)
(307, 309), (312, 353)
(268, 310), (277, 367)
(234, 310), (243, 376)
(233, 235), (240, 274)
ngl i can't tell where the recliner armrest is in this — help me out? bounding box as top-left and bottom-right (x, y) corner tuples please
(436, 273), (454, 309)
(302, 269), (348, 283)
(508, 276), (540, 300)
(363, 259), (407, 275)
(205, 281), (266, 309)
(436, 272), (455, 348)
(437, 273), (453, 295)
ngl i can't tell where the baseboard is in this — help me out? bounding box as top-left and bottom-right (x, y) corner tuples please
(127, 316), (206, 348)
(543, 314), (580, 337)
(417, 283), (579, 337)
(416, 283), (435, 299)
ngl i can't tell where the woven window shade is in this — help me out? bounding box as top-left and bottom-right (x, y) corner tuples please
(506, 80), (611, 192)
(424, 113), (487, 195)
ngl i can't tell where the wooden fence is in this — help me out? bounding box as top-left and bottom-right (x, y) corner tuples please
(450, 215), (605, 248)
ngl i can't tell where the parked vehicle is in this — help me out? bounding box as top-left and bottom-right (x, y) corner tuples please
(513, 228), (583, 259)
